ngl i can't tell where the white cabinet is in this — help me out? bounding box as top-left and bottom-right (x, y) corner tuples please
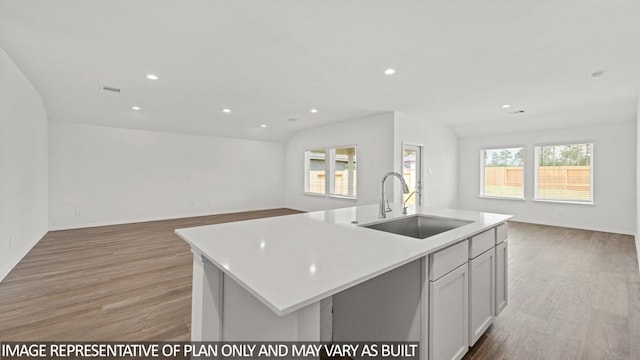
(429, 263), (468, 360)
(495, 239), (508, 315)
(428, 240), (469, 360)
(468, 248), (495, 346)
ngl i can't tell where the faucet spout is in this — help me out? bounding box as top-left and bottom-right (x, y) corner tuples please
(403, 191), (416, 215)
(380, 172), (410, 218)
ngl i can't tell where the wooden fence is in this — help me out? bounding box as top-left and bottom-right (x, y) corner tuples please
(308, 171), (356, 195)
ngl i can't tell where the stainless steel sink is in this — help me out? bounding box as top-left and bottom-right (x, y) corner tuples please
(362, 215), (472, 239)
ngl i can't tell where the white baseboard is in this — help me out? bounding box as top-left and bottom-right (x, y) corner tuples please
(0, 230), (47, 282)
(509, 217), (634, 236)
(636, 234), (640, 274)
(48, 206), (290, 231)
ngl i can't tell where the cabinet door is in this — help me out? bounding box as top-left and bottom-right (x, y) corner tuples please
(469, 249), (495, 346)
(495, 240), (508, 316)
(429, 263), (468, 360)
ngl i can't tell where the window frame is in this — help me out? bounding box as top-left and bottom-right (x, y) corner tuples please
(533, 142), (594, 205)
(479, 146), (526, 200)
(303, 148), (327, 196)
(304, 145), (358, 200)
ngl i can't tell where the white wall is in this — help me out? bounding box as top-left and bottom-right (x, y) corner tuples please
(285, 113), (395, 211)
(459, 122), (636, 235)
(49, 122), (285, 229)
(0, 47), (49, 281)
(394, 112), (458, 209)
(284, 111), (459, 212)
(636, 95), (640, 271)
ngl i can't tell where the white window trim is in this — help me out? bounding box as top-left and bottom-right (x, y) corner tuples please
(533, 142), (594, 204)
(401, 141), (425, 206)
(479, 146), (525, 200)
(304, 148), (328, 195)
(304, 145), (358, 200)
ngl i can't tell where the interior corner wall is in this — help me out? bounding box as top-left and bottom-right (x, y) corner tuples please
(284, 112), (395, 212)
(636, 94), (640, 272)
(393, 112), (458, 209)
(49, 122), (286, 230)
(0, 46), (49, 281)
(458, 121), (636, 235)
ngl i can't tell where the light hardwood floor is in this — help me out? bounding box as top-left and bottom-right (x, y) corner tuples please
(1, 213), (638, 359)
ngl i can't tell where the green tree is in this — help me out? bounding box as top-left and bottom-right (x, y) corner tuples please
(512, 148), (524, 166)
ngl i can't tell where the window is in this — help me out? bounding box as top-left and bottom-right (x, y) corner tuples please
(305, 149), (326, 194)
(330, 147), (357, 197)
(535, 143), (592, 203)
(480, 147), (524, 199)
(305, 146), (357, 199)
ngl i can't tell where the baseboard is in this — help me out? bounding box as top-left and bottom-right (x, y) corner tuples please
(0, 230), (47, 282)
(635, 234), (640, 274)
(48, 206), (293, 231)
(508, 218), (634, 236)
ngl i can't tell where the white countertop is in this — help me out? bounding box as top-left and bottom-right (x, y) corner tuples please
(175, 204), (512, 316)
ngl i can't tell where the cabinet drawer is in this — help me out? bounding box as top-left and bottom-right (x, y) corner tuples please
(469, 229), (494, 259)
(429, 239), (469, 281)
(496, 223), (508, 245)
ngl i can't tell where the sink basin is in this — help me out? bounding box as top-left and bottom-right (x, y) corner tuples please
(362, 215), (472, 239)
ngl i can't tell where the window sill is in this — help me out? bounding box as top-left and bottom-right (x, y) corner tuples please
(329, 194), (357, 201)
(304, 192), (326, 197)
(534, 199), (594, 205)
(303, 192), (357, 201)
(479, 195), (525, 201)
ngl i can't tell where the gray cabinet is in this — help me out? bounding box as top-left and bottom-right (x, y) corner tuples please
(469, 248), (495, 345)
(429, 240), (469, 360)
(495, 223), (508, 316)
(468, 229), (496, 346)
(495, 240), (508, 315)
(429, 264), (468, 360)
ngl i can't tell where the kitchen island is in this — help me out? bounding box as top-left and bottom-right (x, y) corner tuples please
(176, 204), (512, 360)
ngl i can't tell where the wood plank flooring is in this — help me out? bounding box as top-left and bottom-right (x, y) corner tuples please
(464, 222), (639, 360)
(0, 208), (302, 341)
(0, 214), (638, 359)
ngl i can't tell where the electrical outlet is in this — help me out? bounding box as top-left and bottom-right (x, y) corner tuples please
(75, 208), (83, 216)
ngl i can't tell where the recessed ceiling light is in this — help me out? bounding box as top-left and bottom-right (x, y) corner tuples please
(222, 108), (232, 113)
(310, 109), (318, 113)
(501, 104), (511, 109)
(384, 68), (396, 75)
(146, 74), (158, 80)
(131, 106), (141, 111)
(591, 70), (606, 78)
(260, 124), (267, 128)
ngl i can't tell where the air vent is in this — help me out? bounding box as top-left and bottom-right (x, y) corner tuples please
(101, 85), (121, 93)
(508, 110), (525, 115)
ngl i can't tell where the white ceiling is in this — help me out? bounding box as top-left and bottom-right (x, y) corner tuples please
(1, 0), (639, 141)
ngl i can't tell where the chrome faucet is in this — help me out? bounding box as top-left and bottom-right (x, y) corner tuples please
(380, 172), (410, 218)
(403, 191), (416, 215)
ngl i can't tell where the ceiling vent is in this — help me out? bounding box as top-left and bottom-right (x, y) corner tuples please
(508, 110), (525, 115)
(101, 85), (122, 93)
